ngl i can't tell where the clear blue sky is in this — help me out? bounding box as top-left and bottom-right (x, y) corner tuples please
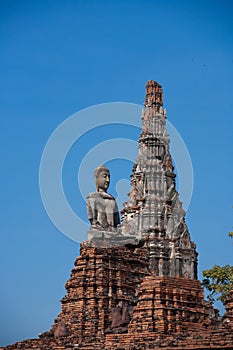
(1, 0), (233, 346)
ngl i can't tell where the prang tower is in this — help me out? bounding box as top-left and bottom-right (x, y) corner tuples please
(122, 80), (198, 279)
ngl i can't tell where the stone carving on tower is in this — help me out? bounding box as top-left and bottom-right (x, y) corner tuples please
(121, 80), (198, 279)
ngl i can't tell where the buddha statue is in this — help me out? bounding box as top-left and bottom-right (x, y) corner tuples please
(86, 165), (120, 230)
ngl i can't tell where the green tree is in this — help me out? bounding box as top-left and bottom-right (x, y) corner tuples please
(202, 265), (233, 304)
(202, 223), (233, 305)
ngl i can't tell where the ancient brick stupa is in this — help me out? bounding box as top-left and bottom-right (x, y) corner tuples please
(2, 81), (233, 350)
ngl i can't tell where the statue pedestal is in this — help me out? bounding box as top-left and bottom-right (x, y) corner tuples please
(86, 227), (140, 247)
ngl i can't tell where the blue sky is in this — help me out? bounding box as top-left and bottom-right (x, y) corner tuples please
(1, 0), (233, 346)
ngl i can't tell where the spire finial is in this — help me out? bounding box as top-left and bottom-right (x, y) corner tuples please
(144, 80), (163, 107)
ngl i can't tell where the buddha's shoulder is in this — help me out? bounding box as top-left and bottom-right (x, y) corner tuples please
(87, 192), (116, 200)
(87, 192), (100, 199)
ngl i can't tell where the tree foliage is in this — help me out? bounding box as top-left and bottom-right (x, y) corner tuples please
(202, 214), (233, 305)
(202, 264), (233, 304)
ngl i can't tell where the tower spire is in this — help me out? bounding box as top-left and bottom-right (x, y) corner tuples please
(121, 80), (198, 279)
(144, 80), (163, 108)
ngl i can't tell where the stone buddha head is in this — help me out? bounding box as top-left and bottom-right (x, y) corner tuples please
(94, 165), (110, 193)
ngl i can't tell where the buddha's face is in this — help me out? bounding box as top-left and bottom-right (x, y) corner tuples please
(96, 170), (110, 192)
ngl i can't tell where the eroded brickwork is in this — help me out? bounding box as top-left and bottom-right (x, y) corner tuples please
(2, 244), (233, 349)
(56, 243), (149, 344)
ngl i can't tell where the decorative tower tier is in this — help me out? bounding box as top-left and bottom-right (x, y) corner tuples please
(122, 80), (198, 279)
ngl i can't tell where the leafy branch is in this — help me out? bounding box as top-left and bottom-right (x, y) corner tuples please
(202, 265), (233, 304)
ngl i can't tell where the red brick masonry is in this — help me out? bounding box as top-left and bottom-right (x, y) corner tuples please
(2, 244), (233, 349)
